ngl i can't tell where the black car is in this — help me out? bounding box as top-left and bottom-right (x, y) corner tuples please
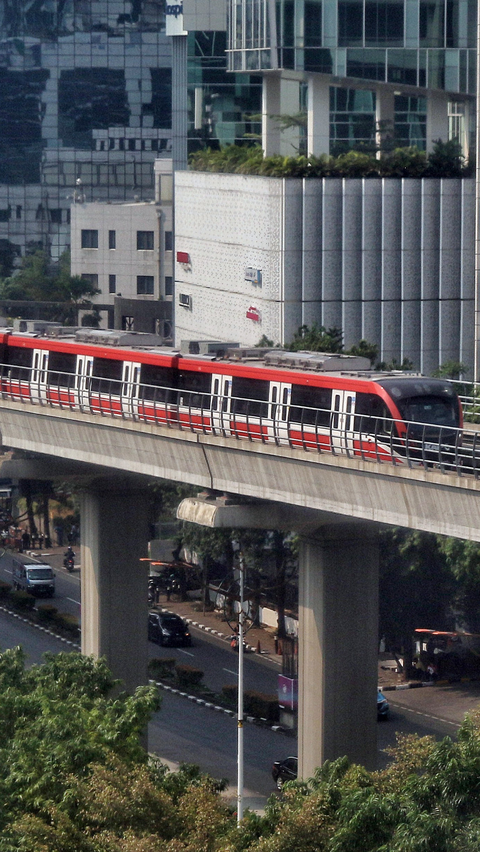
(148, 612), (192, 647)
(271, 756), (298, 789)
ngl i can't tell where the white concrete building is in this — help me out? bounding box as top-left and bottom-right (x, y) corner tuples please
(174, 171), (474, 376)
(70, 160), (173, 331)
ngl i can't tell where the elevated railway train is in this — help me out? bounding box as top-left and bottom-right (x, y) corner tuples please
(0, 327), (463, 468)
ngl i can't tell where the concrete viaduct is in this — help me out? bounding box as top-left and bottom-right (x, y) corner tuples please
(1, 396), (480, 780)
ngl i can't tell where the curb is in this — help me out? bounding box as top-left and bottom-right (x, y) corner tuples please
(382, 680), (443, 691)
(150, 678), (289, 733)
(0, 603), (81, 649)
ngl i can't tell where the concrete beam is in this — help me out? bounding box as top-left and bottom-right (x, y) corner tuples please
(177, 493), (342, 532)
(1, 400), (480, 541)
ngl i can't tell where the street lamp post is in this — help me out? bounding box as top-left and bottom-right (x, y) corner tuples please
(237, 549), (245, 825)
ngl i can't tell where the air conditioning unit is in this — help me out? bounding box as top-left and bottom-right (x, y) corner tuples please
(178, 293), (192, 308)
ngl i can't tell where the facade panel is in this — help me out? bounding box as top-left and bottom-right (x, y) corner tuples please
(174, 171), (475, 375)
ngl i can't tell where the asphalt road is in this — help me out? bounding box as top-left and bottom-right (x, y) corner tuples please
(1, 557), (480, 809)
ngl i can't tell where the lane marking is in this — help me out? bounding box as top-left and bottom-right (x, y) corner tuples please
(66, 597), (80, 605)
(389, 701), (460, 727)
(223, 668), (237, 676)
(177, 648), (194, 657)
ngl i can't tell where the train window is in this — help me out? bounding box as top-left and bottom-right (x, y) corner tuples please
(140, 363), (175, 401)
(47, 351), (76, 386)
(289, 385), (332, 426)
(178, 370), (211, 408)
(231, 376), (269, 418)
(396, 396), (458, 427)
(354, 393), (390, 433)
(4, 345), (33, 380)
(91, 357), (122, 393)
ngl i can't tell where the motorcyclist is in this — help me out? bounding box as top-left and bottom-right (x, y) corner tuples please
(63, 545), (75, 568)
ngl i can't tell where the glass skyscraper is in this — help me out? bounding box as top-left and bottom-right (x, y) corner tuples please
(227, 0), (476, 94)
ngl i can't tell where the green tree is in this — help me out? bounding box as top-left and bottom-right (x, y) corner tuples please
(288, 324), (344, 353)
(0, 249), (100, 324)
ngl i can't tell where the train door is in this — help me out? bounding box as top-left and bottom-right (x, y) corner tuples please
(121, 361), (141, 418)
(330, 389), (356, 452)
(211, 373), (232, 434)
(268, 382), (291, 444)
(30, 349), (49, 403)
(75, 355), (93, 410)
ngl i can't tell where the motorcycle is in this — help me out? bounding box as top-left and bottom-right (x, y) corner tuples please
(63, 553), (75, 572)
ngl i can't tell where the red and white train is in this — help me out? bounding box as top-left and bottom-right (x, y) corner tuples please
(0, 327), (462, 466)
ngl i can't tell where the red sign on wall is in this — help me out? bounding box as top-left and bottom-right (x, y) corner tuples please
(246, 306), (260, 322)
(176, 251), (190, 264)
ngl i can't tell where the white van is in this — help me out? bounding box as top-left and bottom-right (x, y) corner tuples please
(12, 561), (55, 597)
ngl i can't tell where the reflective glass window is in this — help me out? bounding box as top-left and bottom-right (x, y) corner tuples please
(365, 0), (404, 44)
(420, 0), (445, 46)
(305, 0), (323, 45)
(387, 49), (418, 84)
(346, 48), (386, 79)
(394, 95), (427, 148)
(338, 1), (363, 45)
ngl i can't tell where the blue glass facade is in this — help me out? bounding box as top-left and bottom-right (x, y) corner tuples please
(227, 0), (476, 94)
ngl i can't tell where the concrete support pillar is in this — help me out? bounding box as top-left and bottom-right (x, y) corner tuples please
(80, 483), (150, 694)
(262, 72), (302, 155)
(307, 74), (330, 156)
(426, 91), (449, 151)
(375, 87), (395, 154)
(298, 524), (379, 777)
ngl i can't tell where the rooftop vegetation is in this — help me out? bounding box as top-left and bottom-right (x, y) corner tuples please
(189, 139), (472, 179)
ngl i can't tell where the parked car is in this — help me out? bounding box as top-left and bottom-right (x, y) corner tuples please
(148, 612), (192, 647)
(272, 756), (298, 789)
(377, 688), (389, 718)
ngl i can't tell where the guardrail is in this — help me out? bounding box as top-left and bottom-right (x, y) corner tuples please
(1, 370), (479, 479)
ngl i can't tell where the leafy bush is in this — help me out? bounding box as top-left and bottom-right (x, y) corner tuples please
(8, 589), (36, 611)
(189, 140), (472, 179)
(221, 684), (279, 721)
(54, 612), (80, 638)
(0, 581), (11, 600)
(36, 604), (58, 623)
(175, 664), (204, 688)
(245, 690), (279, 722)
(222, 684), (237, 705)
(148, 657), (176, 681)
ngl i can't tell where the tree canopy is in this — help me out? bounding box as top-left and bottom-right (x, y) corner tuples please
(4, 648), (480, 850)
(0, 249), (100, 324)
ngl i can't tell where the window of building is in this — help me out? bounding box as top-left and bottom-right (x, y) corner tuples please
(137, 275), (154, 294)
(81, 273), (99, 290)
(165, 276), (173, 296)
(365, 0), (404, 44)
(108, 230), (116, 249)
(109, 274), (116, 293)
(137, 230), (154, 250)
(81, 229), (98, 248)
(16, 205), (22, 219)
(164, 231), (173, 251)
(50, 209), (62, 224)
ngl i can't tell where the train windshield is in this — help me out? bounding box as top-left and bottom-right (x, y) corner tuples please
(396, 396), (458, 427)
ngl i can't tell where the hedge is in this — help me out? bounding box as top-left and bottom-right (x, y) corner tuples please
(148, 658), (176, 680)
(189, 140), (470, 180)
(175, 664), (204, 688)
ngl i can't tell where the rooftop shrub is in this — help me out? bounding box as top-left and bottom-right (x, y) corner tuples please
(189, 139), (472, 179)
